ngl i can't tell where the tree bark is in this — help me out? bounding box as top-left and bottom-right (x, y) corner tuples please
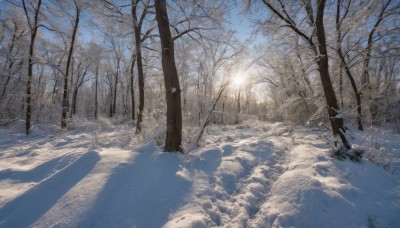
(222, 98), (225, 124)
(316, 0), (350, 149)
(111, 58), (120, 117)
(130, 53), (136, 121)
(339, 63), (343, 109)
(154, 0), (183, 152)
(71, 65), (88, 116)
(23, 0), (42, 135)
(61, 2), (80, 129)
(94, 66), (99, 119)
(71, 87), (78, 116)
(132, 0), (145, 133)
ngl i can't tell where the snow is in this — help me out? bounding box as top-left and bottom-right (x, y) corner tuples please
(335, 113), (343, 119)
(0, 120), (399, 227)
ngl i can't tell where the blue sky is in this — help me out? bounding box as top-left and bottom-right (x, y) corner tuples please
(230, 5), (253, 41)
(229, 4), (264, 44)
(0, 0), (260, 43)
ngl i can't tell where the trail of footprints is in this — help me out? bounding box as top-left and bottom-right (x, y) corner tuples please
(205, 126), (294, 227)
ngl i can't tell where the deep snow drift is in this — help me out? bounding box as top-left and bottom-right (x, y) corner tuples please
(0, 120), (399, 227)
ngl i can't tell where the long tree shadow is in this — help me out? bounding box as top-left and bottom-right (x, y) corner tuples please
(0, 151), (99, 227)
(77, 143), (192, 228)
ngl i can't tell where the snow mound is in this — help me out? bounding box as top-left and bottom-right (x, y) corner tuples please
(251, 129), (400, 228)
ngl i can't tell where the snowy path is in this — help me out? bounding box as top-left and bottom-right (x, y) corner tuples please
(165, 123), (297, 227)
(166, 122), (400, 228)
(0, 121), (399, 227)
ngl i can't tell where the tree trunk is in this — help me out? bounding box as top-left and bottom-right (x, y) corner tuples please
(132, 1), (145, 133)
(95, 66), (99, 119)
(222, 98), (225, 124)
(23, 0), (42, 135)
(124, 81), (130, 115)
(236, 88), (240, 124)
(109, 97), (113, 117)
(154, 0), (183, 152)
(71, 87), (78, 116)
(130, 54), (136, 121)
(112, 58), (120, 117)
(339, 63), (343, 109)
(61, 3), (80, 129)
(316, 0), (350, 149)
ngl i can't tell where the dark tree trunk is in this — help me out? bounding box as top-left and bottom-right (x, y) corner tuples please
(222, 98), (225, 124)
(339, 64), (343, 109)
(71, 68), (87, 117)
(94, 66), (99, 119)
(154, 0), (183, 152)
(130, 54), (136, 121)
(109, 95), (113, 118)
(111, 58), (120, 117)
(132, 0), (145, 133)
(125, 88), (129, 115)
(236, 88), (240, 124)
(261, 0), (352, 149)
(71, 88), (78, 116)
(75, 64), (88, 116)
(61, 3), (80, 129)
(316, 0), (350, 149)
(23, 0), (42, 135)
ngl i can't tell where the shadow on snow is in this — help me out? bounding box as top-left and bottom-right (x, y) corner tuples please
(0, 151), (100, 227)
(77, 142), (192, 228)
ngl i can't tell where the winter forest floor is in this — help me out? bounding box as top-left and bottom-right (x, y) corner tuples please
(0, 119), (399, 227)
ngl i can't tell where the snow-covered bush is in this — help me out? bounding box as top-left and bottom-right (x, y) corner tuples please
(361, 131), (398, 174)
(69, 116), (115, 132)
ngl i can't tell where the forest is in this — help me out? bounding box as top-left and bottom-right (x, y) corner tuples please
(0, 0), (399, 227)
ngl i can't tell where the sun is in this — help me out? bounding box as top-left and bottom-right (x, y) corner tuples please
(232, 75), (244, 86)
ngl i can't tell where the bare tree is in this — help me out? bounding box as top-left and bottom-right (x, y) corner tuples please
(22, 0), (42, 134)
(362, 0), (395, 86)
(154, 0), (183, 152)
(70, 50), (90, 116)
(86, 41), (104, 119)
(131, 0), (154, 134)
(61, 0), (80, 129)
(129, 53), (136, 121)
(315, 0), (351, 151)
(95, 63), (100, 119)
(260, 0), (356, 157)
(0, 18), (27, 102)
(335, 0), (363, 130)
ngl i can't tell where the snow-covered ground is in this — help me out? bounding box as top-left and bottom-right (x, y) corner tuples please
(0, 120), (399, 227)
